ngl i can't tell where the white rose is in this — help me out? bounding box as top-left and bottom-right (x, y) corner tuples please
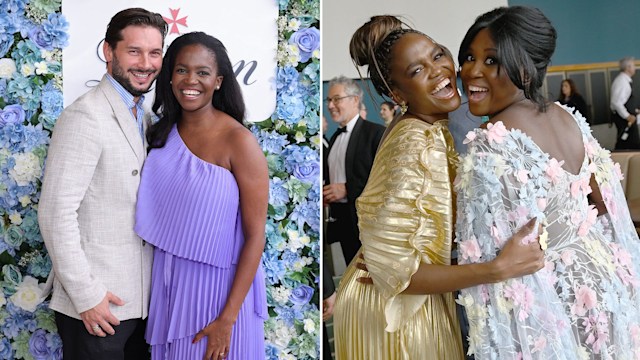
(0, 58), (16, 79)
(10, 276), (45, 312)
(303, 318), (315, 333)
(10, 152), (41, 186)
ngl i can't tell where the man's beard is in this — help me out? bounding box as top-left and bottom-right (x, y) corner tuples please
(111, 55), (156, 97)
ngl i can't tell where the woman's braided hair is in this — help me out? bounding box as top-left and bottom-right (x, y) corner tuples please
(349, 16), (441, 99)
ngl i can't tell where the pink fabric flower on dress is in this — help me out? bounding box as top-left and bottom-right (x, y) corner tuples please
(491, 225), (504, 247)
(630, 325), (640, 347)
(585, 140), (597, 157)
(598, 185), (616, 218)
(462, 131), (477, 144)
(503, 281), (534, 321)
(545, 158), (565, 185)
(561, 249), (575, 266)
(610, 243), (639, 287)
(572, 285), (597, 316)
(584, 312), (609, 354)
(459, 236), (482, 262)
(544, 260), (558, 286)
(485, 121), (509, 144)
(578, 205), (598, 237)
(536, 198), (547, 211)
(570, 176), (592, 199)
(507, 206), (530, 224)
(532, 336), (547, 353)
(515, 169), (529, 184)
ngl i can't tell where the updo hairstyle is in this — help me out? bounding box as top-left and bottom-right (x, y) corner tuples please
(349, 16), (449, 100)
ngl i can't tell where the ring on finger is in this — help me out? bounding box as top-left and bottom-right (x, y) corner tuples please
(91, 324), (100, 332)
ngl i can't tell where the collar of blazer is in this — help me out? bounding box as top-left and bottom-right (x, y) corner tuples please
(344, 116), (364, 179)
(97, 75), (146, 163)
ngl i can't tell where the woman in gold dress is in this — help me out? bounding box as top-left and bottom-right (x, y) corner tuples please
(332, 16), (546, 359)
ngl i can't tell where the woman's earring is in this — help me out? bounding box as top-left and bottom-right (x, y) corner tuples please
(169, 80), (172, 84)
(400, 102), (408, 115)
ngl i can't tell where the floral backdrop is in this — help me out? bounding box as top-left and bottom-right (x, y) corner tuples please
(0, 0), (320, 359)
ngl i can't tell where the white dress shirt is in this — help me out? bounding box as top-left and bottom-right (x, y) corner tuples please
(610, 72), (633, 119)
(327, 115), (359, 203)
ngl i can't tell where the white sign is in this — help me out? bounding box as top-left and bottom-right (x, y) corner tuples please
(62, 0), (278, 122)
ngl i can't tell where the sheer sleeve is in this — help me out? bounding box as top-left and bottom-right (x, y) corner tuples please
(356, 119), (457, 332)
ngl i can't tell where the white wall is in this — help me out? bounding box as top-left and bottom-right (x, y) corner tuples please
(322, 0), (507, 81)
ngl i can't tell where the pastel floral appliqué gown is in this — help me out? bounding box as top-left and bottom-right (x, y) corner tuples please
(455, 105), (640, 359)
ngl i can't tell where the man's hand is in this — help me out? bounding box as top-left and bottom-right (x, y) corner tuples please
(323, 183), (347, 203)
(323, 292), (337, 321)
(627, 114), (636, 127)
(80, 291), (124, 337)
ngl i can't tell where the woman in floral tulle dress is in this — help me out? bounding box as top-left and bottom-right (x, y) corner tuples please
(455, 6), (640, 359)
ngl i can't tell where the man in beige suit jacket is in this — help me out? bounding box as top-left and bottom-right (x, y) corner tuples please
(38, 8), (167, 360)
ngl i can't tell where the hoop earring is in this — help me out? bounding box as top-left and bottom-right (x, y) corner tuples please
(400, 102), (408, 115)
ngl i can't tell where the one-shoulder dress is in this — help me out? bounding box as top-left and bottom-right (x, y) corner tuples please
(333, 119), (465, 359)
(135, 125), (268, 359)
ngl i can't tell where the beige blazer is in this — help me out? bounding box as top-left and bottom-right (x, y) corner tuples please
(39, 75), (153, 321)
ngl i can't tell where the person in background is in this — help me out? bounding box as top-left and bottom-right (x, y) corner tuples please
(38, 8), (167, 360)
(379, 101), (397, 126)
(135, 32), (268, 359)
(324, 76), (385, 265)
(610, 56), (640, 149)
(456, 6), (640, 358)
(359, 101), (368, 119)
(333, 15), (544, 359)
(557, 78), (589, 122)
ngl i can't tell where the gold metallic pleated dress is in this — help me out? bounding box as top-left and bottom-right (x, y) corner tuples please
(333, 119), (464, 360)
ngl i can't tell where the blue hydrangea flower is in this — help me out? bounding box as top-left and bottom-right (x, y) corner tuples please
(40, 82), (63, 118)
(42, 13), (70, 50)
(289, 200), (320, 232)
(269, 177), (290, 207)
(1, 302), (37, 339)
(275, 93), (305, 125)
(0, 336), (12, 360)
(7, 73), (42, 111)
(262, 250), (286, 285)
(256, 129), (290, 155)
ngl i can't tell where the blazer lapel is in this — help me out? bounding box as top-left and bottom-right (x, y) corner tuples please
(345, 117), (363, 182)
(98, 76), (145, 164)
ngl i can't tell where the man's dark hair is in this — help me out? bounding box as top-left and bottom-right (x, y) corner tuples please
(105, 8), (168, 49)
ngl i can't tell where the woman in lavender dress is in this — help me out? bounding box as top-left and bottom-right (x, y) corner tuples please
(135, 32), (268, 360)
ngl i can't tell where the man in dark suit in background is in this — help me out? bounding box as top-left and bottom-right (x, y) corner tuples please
(323, 76), (385, 265)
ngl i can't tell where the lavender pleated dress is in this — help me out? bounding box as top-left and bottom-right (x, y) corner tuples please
(135, 125), (268, 359)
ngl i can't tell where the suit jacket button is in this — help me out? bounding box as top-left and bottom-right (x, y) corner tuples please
(132, 169), (139, 176)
